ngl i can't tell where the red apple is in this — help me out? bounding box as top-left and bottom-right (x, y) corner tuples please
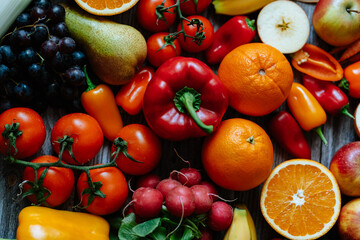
(338, 198), (360, 240)
(312, 0), (360, 46)
(329, 141), (360, 196)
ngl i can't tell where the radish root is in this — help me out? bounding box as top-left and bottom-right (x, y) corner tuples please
(122, 200), (135, 218)
(208, 193), (237, 203)
(170, 170), (189, 185)
(166, 198), (184, 238)
(173, 148), (191, 168)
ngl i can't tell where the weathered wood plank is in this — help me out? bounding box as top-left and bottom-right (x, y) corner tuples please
(0, 1), (357, 239)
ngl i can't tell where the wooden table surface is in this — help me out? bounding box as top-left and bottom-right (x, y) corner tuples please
(0, 0), (358, 239)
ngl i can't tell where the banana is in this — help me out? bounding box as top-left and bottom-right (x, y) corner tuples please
(212, 0), (275, 16)
(223, 204), (257, 240)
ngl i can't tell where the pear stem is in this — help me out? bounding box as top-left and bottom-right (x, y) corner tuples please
(347, 9), (360, 14)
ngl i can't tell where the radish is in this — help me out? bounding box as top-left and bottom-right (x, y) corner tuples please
(190, 185), (213, 214)
(207, 202), (233, 231)
(199, 228), (213, 240)
(156, 178), (182, 198)
(136, 174), (161, 189)
(200, 181), (218, 201)
(165, 185), (196, 218)
(132, 187), (164, 219)
(176, 168), (202, 186)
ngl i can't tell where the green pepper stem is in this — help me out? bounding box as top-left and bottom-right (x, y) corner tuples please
(314, 126), (328, 145)
(176, 88), (213, 134)
(341, 104), (355, 119)
(84, 65), (97, 92)
(338, 78), (349, 91)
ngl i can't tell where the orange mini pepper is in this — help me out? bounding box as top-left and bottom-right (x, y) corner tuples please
(292, 44), (343, 81)
(287, 82), (328, 145)
(81, 67), (123, 141)
(339, 61), (360, 98)
(116, 66), (154, 115)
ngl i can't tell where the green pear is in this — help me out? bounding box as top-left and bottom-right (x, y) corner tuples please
(63, 4), (147, 85)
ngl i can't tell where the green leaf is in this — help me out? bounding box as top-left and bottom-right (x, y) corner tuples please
(181, 228), (194, 240)
(169, 229), (183, 240)
(132, 218), (161, 237)
(149, 226), (167, 240)
(118, 213), (140, 240)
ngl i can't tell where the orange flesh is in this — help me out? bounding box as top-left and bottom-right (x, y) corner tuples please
(264, 164), (337, 237)
(81, 0), (132, 9)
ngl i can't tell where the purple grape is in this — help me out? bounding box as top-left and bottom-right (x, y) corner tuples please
(33, 0), (51, 10)
(64, 67), (85, 86)
(51, 22), (69, 37)
(41, 40), (58, 59)
(13, 81), (34, 103)
(71, 51), (86, 67)
(31, 6), (47, 21)
(59, 37), (76, 54)
(17, 47), (39, 66)
(28, 63), (43, 79)
(47, 4), (65, 23)
(15, 13), (32, 27)
(49, 35), (60, 44)
(31, 24), (49, 45)
(9, 29), (31, 49)
(0, 45), (16, 66)
(0, 64), (10, 82)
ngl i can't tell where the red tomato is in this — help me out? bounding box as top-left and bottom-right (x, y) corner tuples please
(147, 32), (181, 67)
(180, 0), (212, 15)
(22, 155), (75, 207)
(177, 15), (214, 53)
(77, 167), (128, 215)
(50, 113), (103, 165)
(111, 124), (162, 175)
(137, 0), (176, 32)
(0, 107), (46, 159)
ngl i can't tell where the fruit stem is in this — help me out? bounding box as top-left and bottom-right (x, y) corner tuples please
(347, 9), (360, 14)
(314, 126), (328, 146)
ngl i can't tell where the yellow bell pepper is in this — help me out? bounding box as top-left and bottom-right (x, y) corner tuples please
(16, 206), (110, 240)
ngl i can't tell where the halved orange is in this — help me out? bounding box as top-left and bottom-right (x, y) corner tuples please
(260, 159), (341, 240)
(75, 0), (139, 16)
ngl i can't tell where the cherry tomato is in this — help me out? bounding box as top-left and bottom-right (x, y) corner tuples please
(51, 113), (103, 165)
(77, 166), (128, 215)
(111, 124), (162, 176)
(147, 32), (181, 67)
(180, 0), (212, 15)
(0, 107), (46, 159)
(177, 15), (214, 53)
(22, 155), (75, 207)
(137, 0), (177, 32)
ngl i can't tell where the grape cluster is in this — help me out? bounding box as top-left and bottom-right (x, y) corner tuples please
(0, 0), (87, 113)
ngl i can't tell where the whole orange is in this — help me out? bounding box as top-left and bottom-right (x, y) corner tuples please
(218, 43), (293, 116)
(202, 118), (273, 191)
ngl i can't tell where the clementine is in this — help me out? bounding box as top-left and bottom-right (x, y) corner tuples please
(260, 159), (341, 240)
(201, 118), (273, 191)
(75, 0), (139, 16)
(218, 43), (293, 116)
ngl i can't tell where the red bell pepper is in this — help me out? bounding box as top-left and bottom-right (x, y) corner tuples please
(268, 111), (311, 159)
(303, 75), (354, 119)
(205, 16), (256, 65)
(142, 57), (229, 141)
(116, 66), (154, 115)
(292, 44), (343, 81)
(339, 61), (360, 98)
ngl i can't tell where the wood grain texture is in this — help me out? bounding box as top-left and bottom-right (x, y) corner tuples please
(0, 1), (357, 239)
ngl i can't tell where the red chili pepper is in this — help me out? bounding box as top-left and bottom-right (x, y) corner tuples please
(302, 75), (354, 119)
(116, 67), (154, 115)
(339, 61), (360, 98)
(142, 57), (229, 141)
(205, 16), (256, 65)
(268, 111), (311, 159)
(292, 43), (343, 81)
